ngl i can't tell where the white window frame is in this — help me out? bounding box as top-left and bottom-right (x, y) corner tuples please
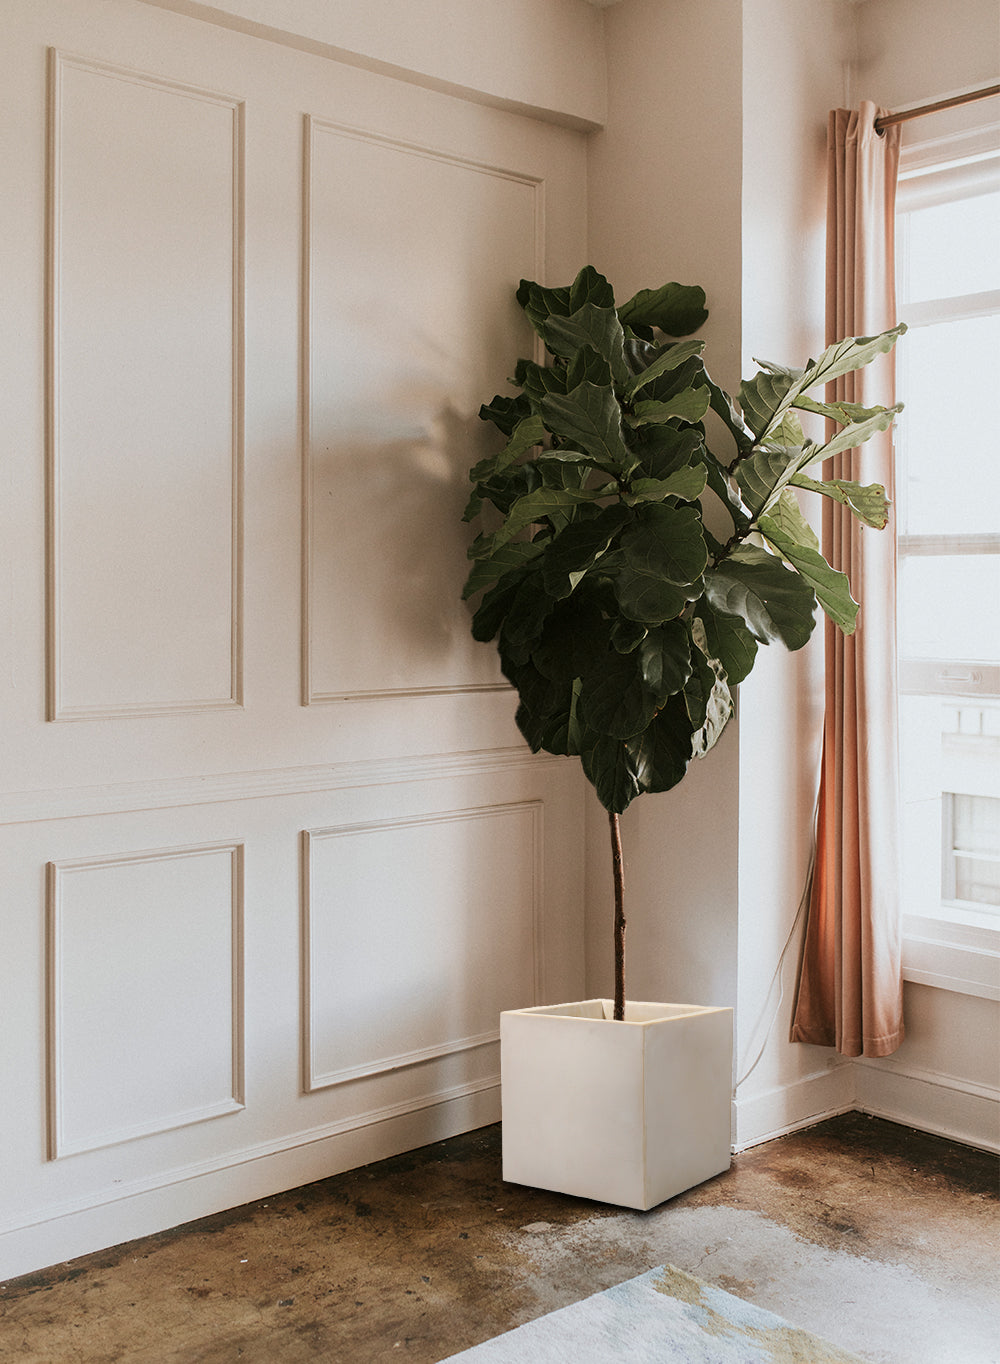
(895, 123), (1000, 1001)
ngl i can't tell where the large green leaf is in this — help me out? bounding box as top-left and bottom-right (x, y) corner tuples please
(611, 615), (648, 654)
(734, 445), (805, 518)
(798, 403), (903, 466)
(693, 685), (733, 758)
(705, 374), (755, 452)
(613, 568), (692, 625)
(498, 571), (558, 657)
(617, 282), (708, 336)
(525, 675), (583, 757)
(790, 473), (890, 529)
(625, 339), (707, 398)
(739, 368), (796, 440)
(479, 392), (532, 436)
(540, 504), (632, 599)
(638, 620), (692, 702)
(540, 306), (630, 388)
(704, 545), (817, 650)
(629, 385), (712, 427)
(508, 662), (574, 755)
(504, 655), (560, 713)
(766, 410), (807, 449)
(515, 358), (570, 405)
(685, 632), (733, 758)
(518, 267), (615, 332)
(742, 326), (905, 445)
(578, 649), (660, 739)
(630, 425), (706, 481)
(474, 485), (610, 557)
(471, 568), (530, 643)
(759, 487), (819, 551)
(462, 539), (544, 601)
(467, 459), (543, 522)
(622, 504), (710, 584)
(793, 395), (896, 425)
(624, 464), (708, 507)
(625, 693), (692, 795)
(532, 594), (613, 681)
(468, 414), (546, 483)
(793, 324), (907, 395)
(615, 504), (708, 623)
(540, 382), (635, 474)
(691, 597), (758, 686)
(757, 508), (858, 634)
(580, 729), (641, 813)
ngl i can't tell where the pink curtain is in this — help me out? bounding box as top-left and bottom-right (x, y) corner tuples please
(790, 103), (905, 1058)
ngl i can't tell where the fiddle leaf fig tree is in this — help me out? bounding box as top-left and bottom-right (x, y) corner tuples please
(463, 267), (904, 1021)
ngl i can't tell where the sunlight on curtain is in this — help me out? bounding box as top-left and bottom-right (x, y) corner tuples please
(790, 102), (905, 1058)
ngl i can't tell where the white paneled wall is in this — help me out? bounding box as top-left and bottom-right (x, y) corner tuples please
(303, 804), (542, 1091)
(303, 117), (542, 703)
(47, 841), (245, 1157)
(48, 52), (244, 719)
(1, 0), (588, 1279)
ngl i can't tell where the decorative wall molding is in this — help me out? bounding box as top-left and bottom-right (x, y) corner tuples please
(46, 841), (245, 1159)
(306, 115), (553, 188)
(0, 747), (567, 825)
(300, 112), (545, 706)
(301, 802), (543, 1092)
(304, 1029), (500, 1093)
(1, 1073), (499, 1242)
(45, 49), (246, 720)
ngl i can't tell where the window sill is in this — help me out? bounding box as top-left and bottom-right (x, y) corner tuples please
(903, 908), (1000, 1001)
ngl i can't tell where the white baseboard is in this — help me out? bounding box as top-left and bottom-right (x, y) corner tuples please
(855, 1060), (1000, 1154)
(0, 1081), (500, 1283)
(732, 1063), (856, 1151)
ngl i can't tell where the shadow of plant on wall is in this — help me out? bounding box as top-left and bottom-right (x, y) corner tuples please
(309, 404), (502, 697)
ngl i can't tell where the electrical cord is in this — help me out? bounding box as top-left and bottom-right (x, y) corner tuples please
(733, 796), (819, 1093)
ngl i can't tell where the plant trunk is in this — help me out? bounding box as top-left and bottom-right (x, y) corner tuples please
(609, 811), (626, 1021)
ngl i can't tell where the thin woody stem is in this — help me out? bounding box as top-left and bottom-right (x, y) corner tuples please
(610, 811), (626, 1022)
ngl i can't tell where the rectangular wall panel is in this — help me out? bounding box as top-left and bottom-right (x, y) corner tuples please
(303, 118), (542, 702)
(303, 804), (541, 1090)
(47, 52), (244, 719)
(47, 842), (244, 1157)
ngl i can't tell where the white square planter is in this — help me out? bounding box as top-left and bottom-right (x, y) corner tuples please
(500, 999), (733, 1210)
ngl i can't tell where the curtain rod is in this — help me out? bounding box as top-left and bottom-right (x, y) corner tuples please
(875, 83), (1000, 133)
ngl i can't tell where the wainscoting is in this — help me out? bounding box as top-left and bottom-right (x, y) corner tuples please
(1, 0), (588, 1280)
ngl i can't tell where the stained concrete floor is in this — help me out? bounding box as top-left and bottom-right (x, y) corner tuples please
(1, 1113), (997, 1364)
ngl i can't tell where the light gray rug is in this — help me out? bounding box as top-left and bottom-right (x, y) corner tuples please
(442, 1262), (863, 1363)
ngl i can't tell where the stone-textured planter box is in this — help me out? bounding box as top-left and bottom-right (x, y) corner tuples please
(500, 999), (733, 1210)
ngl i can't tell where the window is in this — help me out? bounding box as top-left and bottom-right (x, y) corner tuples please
(943, 792), (1000, 908)
(895, 126), (1000, 997)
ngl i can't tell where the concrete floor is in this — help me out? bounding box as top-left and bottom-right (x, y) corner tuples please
(1, 1113), (996, 1364)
